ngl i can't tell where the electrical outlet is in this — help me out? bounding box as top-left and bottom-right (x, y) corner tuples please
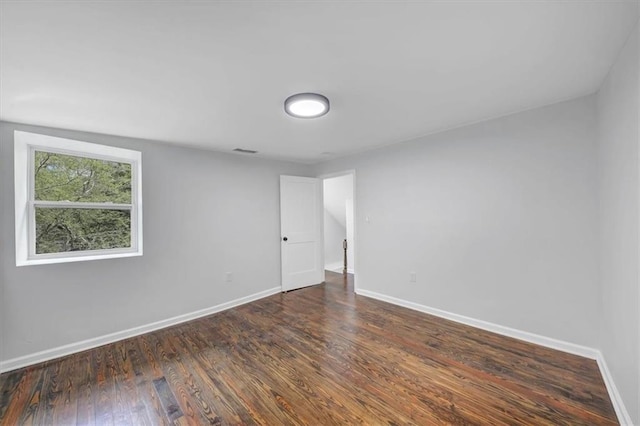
(410, 272), (417, 283)
(225, 272), (233, 282)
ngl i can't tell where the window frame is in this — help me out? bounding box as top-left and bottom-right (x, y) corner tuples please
(14, 131), (143, 266)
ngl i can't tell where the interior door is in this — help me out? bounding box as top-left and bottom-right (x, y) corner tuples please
(280, 175), (323, 292)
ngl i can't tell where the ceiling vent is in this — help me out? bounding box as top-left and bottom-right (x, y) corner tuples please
(233, 148), (258, 154)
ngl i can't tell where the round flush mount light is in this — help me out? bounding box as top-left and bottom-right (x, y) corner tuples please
(284, 93), (330, 118)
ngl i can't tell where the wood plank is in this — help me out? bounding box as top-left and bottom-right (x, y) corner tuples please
(75, 351), (97, 426)
(152, 377), (184, 424)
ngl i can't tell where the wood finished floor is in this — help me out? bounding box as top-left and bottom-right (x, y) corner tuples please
(0, 271), (618, 425)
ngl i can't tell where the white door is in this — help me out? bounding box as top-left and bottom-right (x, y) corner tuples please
(280, 175), (324, 292)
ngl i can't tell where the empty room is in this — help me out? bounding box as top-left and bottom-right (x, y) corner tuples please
(0, 1), (639, 424)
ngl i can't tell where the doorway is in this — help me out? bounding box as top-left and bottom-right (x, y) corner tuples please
(322, 172), (355, 290)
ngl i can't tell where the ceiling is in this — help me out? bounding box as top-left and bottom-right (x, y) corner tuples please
(1, 1), (638, 163)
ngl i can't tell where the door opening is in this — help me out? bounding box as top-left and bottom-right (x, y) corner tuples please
(322, 173), (355, 292)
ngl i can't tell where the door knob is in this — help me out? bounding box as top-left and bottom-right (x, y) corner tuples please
(283, 237), (288, 241)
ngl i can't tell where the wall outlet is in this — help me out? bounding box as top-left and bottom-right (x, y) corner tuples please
(225, 272), (233, 282)
(410, 272), (417, 283)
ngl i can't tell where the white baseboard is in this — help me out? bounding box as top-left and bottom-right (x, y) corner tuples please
(595, 351), (633, 425)
(356, 288), (631, 424)
(356, 289), (598, 358)
(325, 262), (343, 272)
(324, 262), (355, 274)
(0, 287), (281, 374)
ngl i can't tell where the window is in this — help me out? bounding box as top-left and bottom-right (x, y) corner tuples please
(14, 131), (142, 266)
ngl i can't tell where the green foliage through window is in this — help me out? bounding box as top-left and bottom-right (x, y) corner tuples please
(34, 151), (133, 253)
(35, 151), (131, 203)
(35, 208), (131, 254)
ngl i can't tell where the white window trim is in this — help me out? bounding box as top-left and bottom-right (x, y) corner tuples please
(14, 131), (143, 266)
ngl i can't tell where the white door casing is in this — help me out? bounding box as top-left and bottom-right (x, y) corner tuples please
(280, 176), (324, 292)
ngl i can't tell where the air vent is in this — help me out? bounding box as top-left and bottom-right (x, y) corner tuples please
(233, 148), (258, 154)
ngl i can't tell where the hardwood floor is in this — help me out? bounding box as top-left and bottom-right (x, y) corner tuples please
(0, 271), (617, 425)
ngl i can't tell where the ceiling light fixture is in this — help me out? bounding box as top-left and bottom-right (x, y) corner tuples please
(284, 93), (330, 119)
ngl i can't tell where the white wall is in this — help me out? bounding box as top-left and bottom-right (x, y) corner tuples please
(323, 211), (345, 270)
(323, 174), (353, 271)
(597, 21), (639, 424)
(0, 121), (308, 364)
(0, 142), (5, 368)
(314, 96), (602, 349)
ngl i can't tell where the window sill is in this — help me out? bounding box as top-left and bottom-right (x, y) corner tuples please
(17, 250), (143, 267)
